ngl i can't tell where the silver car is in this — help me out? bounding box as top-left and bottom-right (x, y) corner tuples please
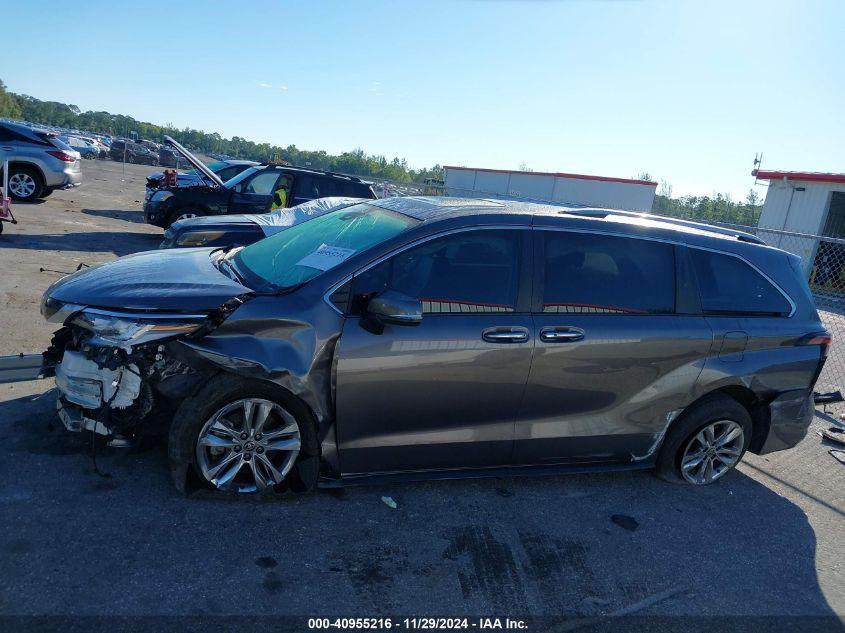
(0, 121), (82, 201)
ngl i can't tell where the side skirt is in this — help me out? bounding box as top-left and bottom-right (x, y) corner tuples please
(318, 460), (655, 488)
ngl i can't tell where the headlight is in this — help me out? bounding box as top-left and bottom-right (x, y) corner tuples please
(177, 231), (226, 247)
(150, 190), (174, 203)
(71, 311), (203, 346)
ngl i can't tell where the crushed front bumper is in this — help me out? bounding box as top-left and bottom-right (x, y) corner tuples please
(57, 398), (109, 435)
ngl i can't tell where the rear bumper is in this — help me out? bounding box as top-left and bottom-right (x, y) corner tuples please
(755, 390), (815, 455)
(42, 163), (83, 189)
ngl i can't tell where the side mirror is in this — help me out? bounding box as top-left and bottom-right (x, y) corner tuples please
(367, 291), (422, 326)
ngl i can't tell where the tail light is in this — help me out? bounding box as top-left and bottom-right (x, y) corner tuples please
(46, 150), (76, 163)
(800, 332), (832, 358)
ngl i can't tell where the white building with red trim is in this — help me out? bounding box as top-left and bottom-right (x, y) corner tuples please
(443, 166), (657, 212)
(753, 170), (845, 279)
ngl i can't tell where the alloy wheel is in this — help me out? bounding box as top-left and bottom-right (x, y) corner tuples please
(9, 173), (36, 198)
(196, 398), (301, 493)
(680, 420), (744, 484)
(176, 212), (198, 221)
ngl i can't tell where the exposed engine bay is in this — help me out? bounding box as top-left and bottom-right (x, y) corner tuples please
(41, 297), (246, 444)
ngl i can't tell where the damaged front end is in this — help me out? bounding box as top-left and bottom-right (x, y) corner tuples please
(41, 300), (243, 445)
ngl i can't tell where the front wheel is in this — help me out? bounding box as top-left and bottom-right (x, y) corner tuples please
(169, 375), (319, 495)
(167, 208), (203, 228)
(655, 394), (752, 485)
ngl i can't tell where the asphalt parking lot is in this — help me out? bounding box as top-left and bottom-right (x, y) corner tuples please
(0, 161), (843, 627)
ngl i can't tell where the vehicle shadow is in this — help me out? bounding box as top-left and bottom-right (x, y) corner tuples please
(0, 230), (160, 257)
(81, 208), (148, 225)
(0, 387), (842, 622)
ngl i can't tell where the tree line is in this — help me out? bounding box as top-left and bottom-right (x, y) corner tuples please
(0, 80), (763, 224)
(0, 80), (442, 184)
(639, 173), (763, 227)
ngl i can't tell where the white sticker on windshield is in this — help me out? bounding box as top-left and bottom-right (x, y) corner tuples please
(296, 244), (357, 271)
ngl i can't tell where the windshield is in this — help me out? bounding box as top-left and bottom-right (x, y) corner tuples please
(185, 160), (228, 176)
(234, 203), (419, 292)
(222, 165), (262, 188)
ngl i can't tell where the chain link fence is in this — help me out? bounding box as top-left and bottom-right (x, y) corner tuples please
(371, 183), (845, 409)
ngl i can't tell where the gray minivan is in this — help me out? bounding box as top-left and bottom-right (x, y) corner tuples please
(33, 197), (828, 494)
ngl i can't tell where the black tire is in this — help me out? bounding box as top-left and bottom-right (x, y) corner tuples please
(7, 166), (44, 201)
(655, 394), (752, 485)
(168, 374), (319, 496)
(166, 207), (204, 228)
(38, 188), (54, 199)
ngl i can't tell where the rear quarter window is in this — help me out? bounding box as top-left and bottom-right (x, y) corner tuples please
(690, 249), (792, 316)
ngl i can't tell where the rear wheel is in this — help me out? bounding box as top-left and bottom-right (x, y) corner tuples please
(168, 375), (319, 495)
(656, 394), (752, 485)
(7, 167), (44, 201)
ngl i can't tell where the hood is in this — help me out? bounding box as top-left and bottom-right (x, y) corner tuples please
(164, 135), (224, 187)
(46, 248), (251, 313)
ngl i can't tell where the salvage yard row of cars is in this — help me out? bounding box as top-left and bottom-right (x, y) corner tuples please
(0, 122), (831, 496)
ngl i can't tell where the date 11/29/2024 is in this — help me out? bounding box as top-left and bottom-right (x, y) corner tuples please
(307, 618), (528, 630)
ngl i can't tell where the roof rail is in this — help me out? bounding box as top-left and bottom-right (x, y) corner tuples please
(258, 163), (364, 182)
(558, 208), (766, 245)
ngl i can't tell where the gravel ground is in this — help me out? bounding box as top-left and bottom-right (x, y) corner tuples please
(0, 161), (843, 628)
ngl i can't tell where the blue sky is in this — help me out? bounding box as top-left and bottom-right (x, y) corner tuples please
(4, 0), (843, 198)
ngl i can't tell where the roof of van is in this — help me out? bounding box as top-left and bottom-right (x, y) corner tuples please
(369, 196), (766, 246)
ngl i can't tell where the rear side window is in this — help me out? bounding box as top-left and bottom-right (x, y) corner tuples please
(352, 230), (521, 314)
(690, 249), (791, 316)
(542, 232), (675, 314)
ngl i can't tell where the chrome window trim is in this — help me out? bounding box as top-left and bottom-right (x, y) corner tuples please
(533, 226), (796, 318)
(322, 225), (530, 316)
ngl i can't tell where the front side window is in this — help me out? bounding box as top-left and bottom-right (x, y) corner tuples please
(234, 203), (419, 292)
(352, 230), (521, 314)
(542, 232), (675, 314)
(690, 249), (791, 316)
(242, 170), (280, 195)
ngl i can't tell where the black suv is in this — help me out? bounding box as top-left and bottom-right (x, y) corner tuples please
(143, 164), (377, 228)
(109, 139), (159, 165)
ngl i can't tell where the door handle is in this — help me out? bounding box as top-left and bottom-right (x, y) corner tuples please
(1, 147), (12, 152)
(539, 327), (585, 343)
(482, 327), (529, 344)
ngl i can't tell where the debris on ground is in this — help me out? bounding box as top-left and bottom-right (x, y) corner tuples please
(381, 495), (397, 509)
(611, 514), (639, 531)
(820, 427), (845, 446)
(830, 450), (845, 465)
